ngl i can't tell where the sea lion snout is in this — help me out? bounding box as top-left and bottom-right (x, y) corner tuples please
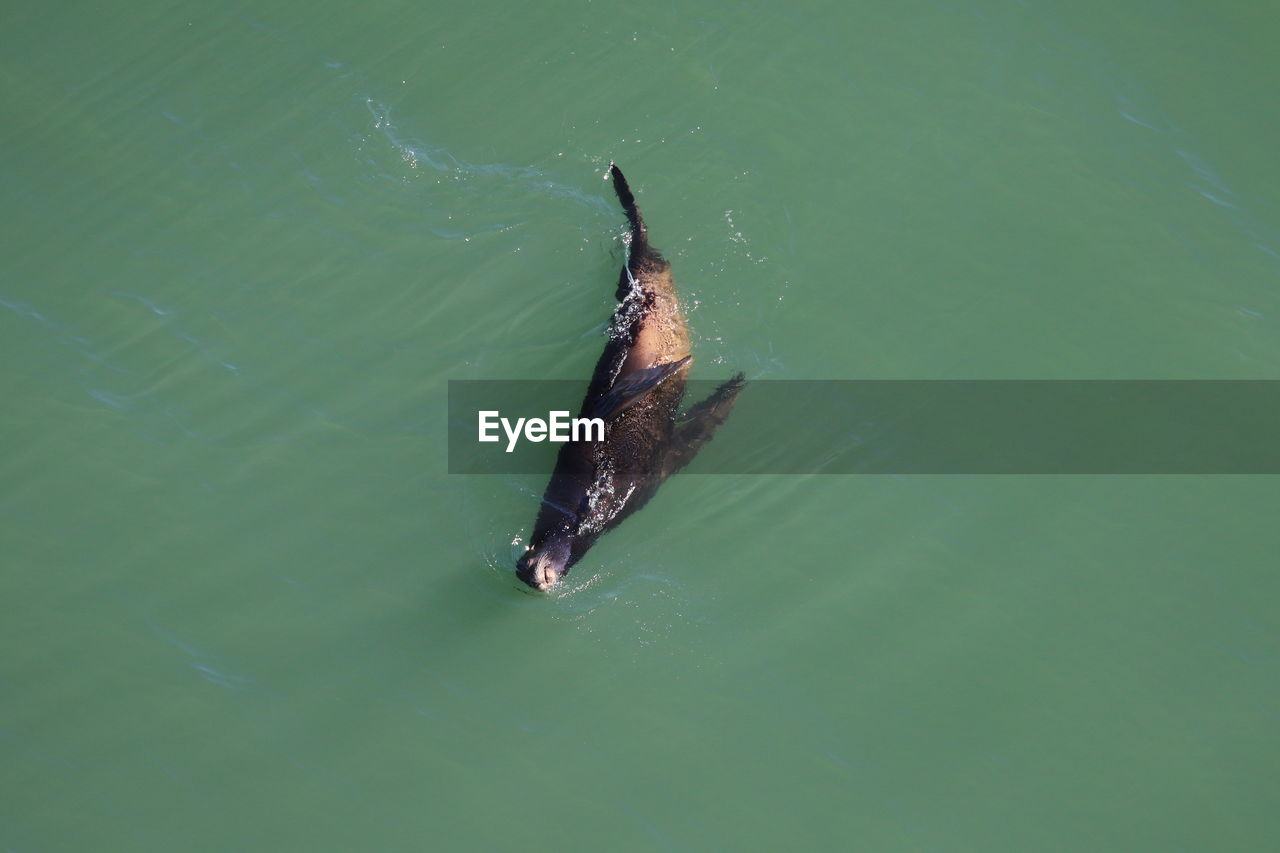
(516, 540), (570, 591)
(530, 564), (560, 590)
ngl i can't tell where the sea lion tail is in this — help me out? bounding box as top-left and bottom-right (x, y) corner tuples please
(609, 164), (648, 250)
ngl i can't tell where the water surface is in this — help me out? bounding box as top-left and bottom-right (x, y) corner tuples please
(3, 1), (1279, 850)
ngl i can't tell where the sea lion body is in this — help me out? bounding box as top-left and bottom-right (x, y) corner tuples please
(515, 166), (742, 591)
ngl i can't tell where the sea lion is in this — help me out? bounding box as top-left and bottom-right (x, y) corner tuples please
(515, 165), (745, 591)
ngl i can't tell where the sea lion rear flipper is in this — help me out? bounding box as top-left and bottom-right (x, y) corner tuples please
(660, 373), (746, 478)
(609, 164), (647, 251)
(592, 356), (693, 421)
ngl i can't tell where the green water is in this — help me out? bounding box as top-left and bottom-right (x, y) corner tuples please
(3, 1), (1279, 850)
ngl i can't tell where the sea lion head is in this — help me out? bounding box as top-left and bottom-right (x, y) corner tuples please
(515, 537), (572, 591)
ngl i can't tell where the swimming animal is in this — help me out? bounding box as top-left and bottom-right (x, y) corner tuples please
(515, 165), (744, 591)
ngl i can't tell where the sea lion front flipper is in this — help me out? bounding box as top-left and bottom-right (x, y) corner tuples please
(592, 356), (693, 421)
(660, 373), (746, 478)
